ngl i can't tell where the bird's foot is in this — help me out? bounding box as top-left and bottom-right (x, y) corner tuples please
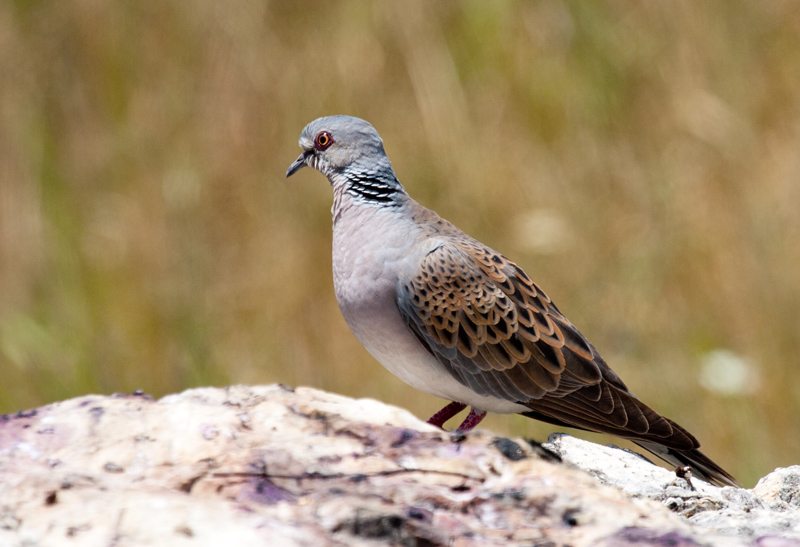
(426, 401), (466, 428)
(456, 408), (487, 432)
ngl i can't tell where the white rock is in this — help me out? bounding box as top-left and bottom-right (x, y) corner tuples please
(0, 385), (797, 546)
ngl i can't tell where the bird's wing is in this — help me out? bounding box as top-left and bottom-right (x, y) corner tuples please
(397, 238), (697, 449)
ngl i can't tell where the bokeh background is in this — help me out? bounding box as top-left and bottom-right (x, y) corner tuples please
(1, 1), (798, 486)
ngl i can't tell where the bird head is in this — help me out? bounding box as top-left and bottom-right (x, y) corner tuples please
(285, 115), (394, 183)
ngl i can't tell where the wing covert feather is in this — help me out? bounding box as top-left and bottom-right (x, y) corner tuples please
(396, 235), (686, 448)
(397, 240), (603, 399)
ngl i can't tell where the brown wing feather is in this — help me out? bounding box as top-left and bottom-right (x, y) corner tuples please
(397, 236), (695, 450)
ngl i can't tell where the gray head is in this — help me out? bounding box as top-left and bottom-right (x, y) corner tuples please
(286, 116), (403, 201)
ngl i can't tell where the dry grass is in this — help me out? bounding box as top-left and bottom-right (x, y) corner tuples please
(1, 1), (799, 485)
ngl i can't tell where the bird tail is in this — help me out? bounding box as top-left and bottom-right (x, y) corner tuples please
(632, 440), (739, 487)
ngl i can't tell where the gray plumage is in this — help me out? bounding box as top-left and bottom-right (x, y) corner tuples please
(286, 115), (737, 487)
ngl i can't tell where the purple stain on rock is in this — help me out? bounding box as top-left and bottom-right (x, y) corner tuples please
(240, 477), (295, 505)
(199, 424), (219, 440)
(0, 407), (47, 448)
(611, 527), (702, 546)
(89, 407), (104, 423)
(390, 429), (417, 448)
(0, 409), (38, 423)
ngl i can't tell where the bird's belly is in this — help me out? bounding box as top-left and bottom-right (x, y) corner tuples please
(336, 281), (528, 415)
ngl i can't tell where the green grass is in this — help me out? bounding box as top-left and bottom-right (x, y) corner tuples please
(1, 1), (798, 486)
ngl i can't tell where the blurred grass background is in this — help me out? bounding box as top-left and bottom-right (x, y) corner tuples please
(1, 1), (798, 486)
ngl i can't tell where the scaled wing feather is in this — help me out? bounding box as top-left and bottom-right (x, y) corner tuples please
(396, 235), (696, 451)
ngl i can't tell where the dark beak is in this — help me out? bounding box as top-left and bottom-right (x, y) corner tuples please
(286, 150), (312, 178)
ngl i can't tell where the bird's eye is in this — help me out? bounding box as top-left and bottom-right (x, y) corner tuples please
(314, 131), (334, 151)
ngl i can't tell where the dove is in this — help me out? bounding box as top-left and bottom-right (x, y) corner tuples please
(286, 115), (737, 486)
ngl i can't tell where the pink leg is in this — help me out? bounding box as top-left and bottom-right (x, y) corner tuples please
(426, 401), (467, 428)
(456, 408), (487, 432)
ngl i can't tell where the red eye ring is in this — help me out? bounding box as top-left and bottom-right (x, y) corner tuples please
(314, 131), (334, 151)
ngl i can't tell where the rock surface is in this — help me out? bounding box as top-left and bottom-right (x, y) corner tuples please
(0, 385), (797, 546)
(546, 435), (800, 541)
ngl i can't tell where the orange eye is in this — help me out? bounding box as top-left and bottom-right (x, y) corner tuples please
(314, 131), (334, 151)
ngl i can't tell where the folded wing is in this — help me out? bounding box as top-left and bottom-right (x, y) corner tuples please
(396, 238), (696, 450)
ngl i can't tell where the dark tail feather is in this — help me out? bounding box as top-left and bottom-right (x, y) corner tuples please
(633, 440), (739, 487)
